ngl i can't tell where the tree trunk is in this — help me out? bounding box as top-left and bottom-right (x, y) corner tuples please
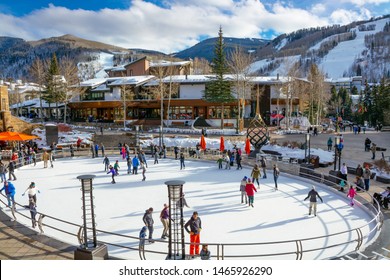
(221, 103), (224, 129)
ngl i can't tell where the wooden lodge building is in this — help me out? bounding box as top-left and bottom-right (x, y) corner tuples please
(68, 56), (307, 127)
(68, 72), (306, 127)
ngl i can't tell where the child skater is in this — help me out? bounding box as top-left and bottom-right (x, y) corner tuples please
(347, 185), (357, 206)
(114, 160), (120, 175)
(107, 165), (116, 184)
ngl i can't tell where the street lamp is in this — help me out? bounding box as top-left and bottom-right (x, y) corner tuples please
(333, 136), (340, 171)
(305, 133), (311, 163)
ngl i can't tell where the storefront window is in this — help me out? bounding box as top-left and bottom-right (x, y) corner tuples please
(169, 106), (192, 119)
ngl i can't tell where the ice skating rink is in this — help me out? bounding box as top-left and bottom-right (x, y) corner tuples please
(6, 155), (379, 260)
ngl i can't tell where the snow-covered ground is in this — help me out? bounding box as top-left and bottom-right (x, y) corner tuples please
(4, 154), (379, 260)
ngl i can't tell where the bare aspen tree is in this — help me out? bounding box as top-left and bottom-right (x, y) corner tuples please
(60, 56), (81, 123)
(30, 58), (47, 122)
(308, 64), (329, 125)
(227, 46), (254, 133)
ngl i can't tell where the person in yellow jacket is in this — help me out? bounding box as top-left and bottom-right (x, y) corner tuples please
(42, 150), (49, 168)
(251, 164), (261, 188)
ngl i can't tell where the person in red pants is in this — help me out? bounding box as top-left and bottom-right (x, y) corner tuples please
(184, 211), (202, 257)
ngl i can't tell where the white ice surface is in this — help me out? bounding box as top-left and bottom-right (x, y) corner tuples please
(5, 153), (378, 260)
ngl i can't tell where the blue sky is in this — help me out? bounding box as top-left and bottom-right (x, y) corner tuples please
(0, 0), (389, 53)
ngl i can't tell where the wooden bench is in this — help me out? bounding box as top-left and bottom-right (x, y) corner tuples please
(171, 121), (186, 126)
(223, 123), (234, 128)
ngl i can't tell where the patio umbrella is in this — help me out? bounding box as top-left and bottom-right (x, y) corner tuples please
(219, 136), (225, 152)
(0, 131), (39, 141)
(245, 138), (251, 155)
(271, 114), (284, 119)
(200, 134), (206, 150)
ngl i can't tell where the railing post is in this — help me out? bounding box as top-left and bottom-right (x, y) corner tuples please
(355, 228), (363, 251)
(295, 240), (303, 260)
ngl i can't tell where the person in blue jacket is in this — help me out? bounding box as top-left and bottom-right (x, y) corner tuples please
(1, 181), (16, 207)
(132, 155), (140, 175)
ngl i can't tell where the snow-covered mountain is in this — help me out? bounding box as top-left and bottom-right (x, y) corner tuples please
(250, 16), (390, 81)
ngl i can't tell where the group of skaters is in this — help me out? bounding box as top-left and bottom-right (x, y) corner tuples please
(104, 143), (148, 184)
(239, 162), (280, 207)
(140, 202), (210, 259)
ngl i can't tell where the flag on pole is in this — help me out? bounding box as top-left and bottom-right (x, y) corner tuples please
(200, 134), (206, 150)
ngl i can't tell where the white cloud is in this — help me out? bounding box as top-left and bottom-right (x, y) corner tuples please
(341, 0), (390, 6)
(0, 0), (384, 53)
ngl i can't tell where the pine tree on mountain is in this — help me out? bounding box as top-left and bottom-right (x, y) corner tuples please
(203, 26), (234, 129)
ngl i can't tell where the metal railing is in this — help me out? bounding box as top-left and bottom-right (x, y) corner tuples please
(0, 150), (384, 260)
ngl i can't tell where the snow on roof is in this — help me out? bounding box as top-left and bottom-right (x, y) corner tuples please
(150, 60), (191, 67)
(79, 78), (107, 87)
(108, 75), (155, 86)
(9, 98), (64, 109)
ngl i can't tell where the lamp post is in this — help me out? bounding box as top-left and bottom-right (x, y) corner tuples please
(165, 180), (186, 260)
(305, 133), (311, 163)
(333, 136), (340, 171)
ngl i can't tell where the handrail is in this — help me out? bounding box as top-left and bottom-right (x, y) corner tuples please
(0, 152), (384, 260)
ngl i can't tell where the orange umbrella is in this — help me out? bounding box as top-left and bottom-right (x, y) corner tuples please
(200, 134), (206, 150)
(0, 131), (39, 141)
(219, 136), (225, 152)
(245, 138), (251, 155)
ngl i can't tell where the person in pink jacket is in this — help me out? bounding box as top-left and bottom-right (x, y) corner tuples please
(347, 185), (357, 206)
(245, 178), (257, 207)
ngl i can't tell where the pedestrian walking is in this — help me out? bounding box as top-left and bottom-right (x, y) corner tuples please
(273, 164), (280, 190)
(327, 137), (333, 152)
(107, 165), (116, 184)
(70, 145), (74, 157)
(132, 155), (139, 174)
(304, 186), (323, 216)
(371, 143), (377, 159)
(251, 164), (261, 187)
(180, 152), (185, 170)
(174, 146), (179, 160)
(143, 207), (154, 243)
(340, 163), (348, 181)
(362, 165), (372, 191)
(22, 182), (40, 205)
(140, 151), (148, 168)
(31, 150), (37, 165)
(0, 181), (16, 207)
(101, 143), (105, 157)
(347, 185), (357, 206)
(245, 178), (257, 207)
(240, 176), (248, 204)
(364, 138), (371, 152)
(260, 156), (267, 178)
(76, 138), (82, 151)
(355, 164), (363, 177)
(184, 211), (202, 257)
(8, 160), (17, 181)
(103, 156), (110, 171)
(90, 144), (95, 158)
(95, 143), (99, 157)
(160, 203), (169, 239)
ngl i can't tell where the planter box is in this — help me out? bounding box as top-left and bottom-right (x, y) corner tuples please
(376, 175), (390, 183)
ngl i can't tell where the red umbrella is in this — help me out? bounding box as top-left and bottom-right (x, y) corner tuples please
(219, 136), (225, 152)
(271, 114), (284, 119)
(200, 134), (206, 150)
(245, 138), (251, 155)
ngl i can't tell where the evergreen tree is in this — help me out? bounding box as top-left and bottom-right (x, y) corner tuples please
(43, 53), (66, 121)
(203, 26), (234, 129)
